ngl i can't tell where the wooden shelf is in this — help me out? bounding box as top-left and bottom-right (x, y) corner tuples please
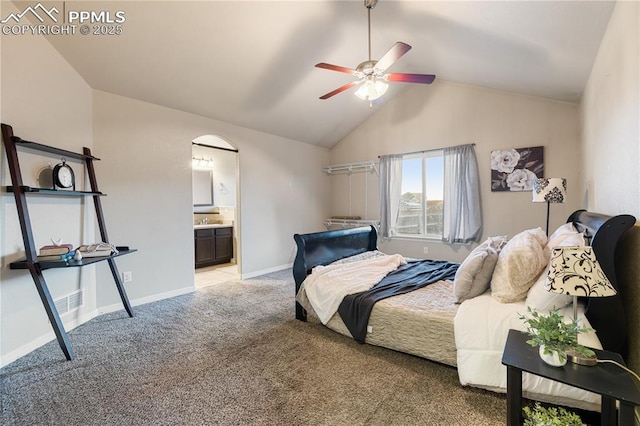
(13, 137), (100, 161)
(10, 249), (137, 270)
(6, 186), (105, 196)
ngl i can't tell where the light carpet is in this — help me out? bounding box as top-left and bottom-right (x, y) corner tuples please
(1, 269), (508, 425)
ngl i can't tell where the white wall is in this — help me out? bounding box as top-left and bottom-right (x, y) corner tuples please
(579, 0), (640, 375)
(0, 1), (95, 365)
(331, 80), (581, 262)
(93, 91), (330, 299)
(580, 0), (639, 219)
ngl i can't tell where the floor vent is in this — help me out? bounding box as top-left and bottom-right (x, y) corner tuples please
(54, 290), (83, 315)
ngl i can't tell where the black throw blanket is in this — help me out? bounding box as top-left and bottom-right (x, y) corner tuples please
(337, 259), (459, 343)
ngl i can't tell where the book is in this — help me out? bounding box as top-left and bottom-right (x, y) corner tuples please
(37, 254), (68, 261)
(77, 245), (113, 258)
(39, 244), (73, 256)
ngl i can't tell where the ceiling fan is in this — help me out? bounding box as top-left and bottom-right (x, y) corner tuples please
(315, 0), (435, 104)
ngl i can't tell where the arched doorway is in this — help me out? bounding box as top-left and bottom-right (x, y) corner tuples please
(192, 135), (240, 287)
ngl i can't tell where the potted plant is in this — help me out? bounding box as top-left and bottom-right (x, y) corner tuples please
(519, 307), (594, 366)
(523, 403), (584, 426)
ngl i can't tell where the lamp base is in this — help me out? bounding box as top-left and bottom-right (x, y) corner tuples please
(566, 349), (598, 366)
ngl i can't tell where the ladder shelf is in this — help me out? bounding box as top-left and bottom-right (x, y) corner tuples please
(1, 123), (136, 361)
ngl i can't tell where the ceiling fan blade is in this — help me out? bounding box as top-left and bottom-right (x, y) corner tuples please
(385, 73), (436, 84)
(319, 81), (360, 100)
(374, 42), (412, 73)
(315, 63), (358, 75)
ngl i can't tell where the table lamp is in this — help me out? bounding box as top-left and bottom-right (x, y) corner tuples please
(532, 178), (566, 235)
(545, 246), (617, 366)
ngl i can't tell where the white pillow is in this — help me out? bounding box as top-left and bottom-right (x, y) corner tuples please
(527, 229), (586, 311)
(543, 222), (582, 260)
(491, 228), (547, 303)
(453, 236), (507, 303)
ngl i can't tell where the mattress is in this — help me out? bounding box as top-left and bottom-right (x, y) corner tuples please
(298, 279), (459, 367)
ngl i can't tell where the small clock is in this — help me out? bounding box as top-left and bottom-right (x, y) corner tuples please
(52, 158), (75, 190)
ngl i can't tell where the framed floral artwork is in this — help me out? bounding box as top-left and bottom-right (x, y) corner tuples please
(491, 146), (544, 192)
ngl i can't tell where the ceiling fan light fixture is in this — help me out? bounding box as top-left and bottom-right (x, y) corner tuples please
(354, 79), (388, 101)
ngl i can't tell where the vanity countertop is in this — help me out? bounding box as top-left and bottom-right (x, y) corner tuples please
(194, 223), (233, 230)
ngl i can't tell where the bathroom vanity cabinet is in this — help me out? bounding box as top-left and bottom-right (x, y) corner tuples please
(195, 226), (233, 268)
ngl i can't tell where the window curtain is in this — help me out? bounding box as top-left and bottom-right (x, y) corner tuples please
(378, 154), (403, 239)
(442, 144), (482, 244)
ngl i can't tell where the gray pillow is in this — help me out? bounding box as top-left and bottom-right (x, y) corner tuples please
(454, 236), (506, 303)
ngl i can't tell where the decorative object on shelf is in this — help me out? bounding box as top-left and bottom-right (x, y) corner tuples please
(545, 246), (616, 366)
(39, 243), (73, 256)
(77, 242), (118, 258)
(532, 177), (567, 235)
(490, 146), (543, 192)
(519, 306), (594, 367)
(523, 403), (584, 426)
(52, 158), (75, 190)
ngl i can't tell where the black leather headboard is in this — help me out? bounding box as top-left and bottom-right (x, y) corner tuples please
(293, 226), (377, 321)
(567, 210), (636, 357)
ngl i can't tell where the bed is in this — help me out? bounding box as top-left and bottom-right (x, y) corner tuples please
(293, 210), (636, 411)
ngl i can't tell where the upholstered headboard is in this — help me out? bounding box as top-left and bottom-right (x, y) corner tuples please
(567, 209), (636, 358)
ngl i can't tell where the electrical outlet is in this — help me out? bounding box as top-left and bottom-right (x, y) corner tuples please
(423, 247), (429, 255)
(122, 271), (132, 283)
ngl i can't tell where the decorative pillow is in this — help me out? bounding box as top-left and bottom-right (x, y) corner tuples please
(527, 230), (586, 311)
(543, 222), (583, 260)
(491, 228), (547, 303)
(453, 236), (507, 303)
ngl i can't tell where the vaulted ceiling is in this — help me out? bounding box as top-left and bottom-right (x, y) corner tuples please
(40, 1), (615, 148)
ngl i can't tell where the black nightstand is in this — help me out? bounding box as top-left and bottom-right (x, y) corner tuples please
(501, 329), (640, 426)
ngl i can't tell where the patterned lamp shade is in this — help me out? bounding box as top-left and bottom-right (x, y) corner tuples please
(545, 246), (616, 298)
(532, 178), (567, 203)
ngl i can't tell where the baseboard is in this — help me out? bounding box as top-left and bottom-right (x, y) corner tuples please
(98, 285), (195, 314)
(1, 286), (195, 368)
(241, 263), (292, 279)
(0, 309), (100, 368)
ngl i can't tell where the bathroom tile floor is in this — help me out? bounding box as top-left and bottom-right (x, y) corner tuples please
(195, 263), (239, 288)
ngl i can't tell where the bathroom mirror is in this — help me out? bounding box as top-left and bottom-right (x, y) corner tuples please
(193, 169), (214, 206)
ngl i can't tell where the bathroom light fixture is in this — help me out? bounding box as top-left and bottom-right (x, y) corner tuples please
(192, 157), (215, 169)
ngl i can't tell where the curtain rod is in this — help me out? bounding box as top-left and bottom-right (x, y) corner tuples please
(377, 143), (475, 158)
(192, 141), (238, 153)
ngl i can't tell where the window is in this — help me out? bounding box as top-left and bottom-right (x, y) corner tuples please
(396, 150), (444, 239)
(379, 144), (481, 244)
